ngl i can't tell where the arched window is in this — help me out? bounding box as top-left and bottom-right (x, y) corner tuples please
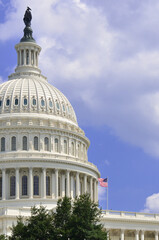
(55, 138), (59, 152)
(71, 142), (75, 156)
(0, 177), (2, 198)
(46, 176), (50, 196)
(41, 99), (45, 107)
(1, 137), (5, 152)
(34, 175), (39, 195)
(22, 175), (27, 196)
(24, 98), (27, 105)
(15, 98), (18, 105)
(64, 140), (67, 154)
(11, 136), (16, 151)
(6, 99), (10, 106)
(10, 176), (16, 196)
(0, 100), (2, 107)
(32, 98), (36, 106)
(77, 144), (80, 158)
(23, 136), (27, 150)
(34, 137), (38, 151)
(44, 137), (49, 151)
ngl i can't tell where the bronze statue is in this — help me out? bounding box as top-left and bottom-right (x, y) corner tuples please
(23, 7), (32, 27)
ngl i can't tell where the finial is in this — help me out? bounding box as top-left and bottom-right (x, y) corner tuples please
(20, 7), (35, 43)
(23, 7), (32, 27)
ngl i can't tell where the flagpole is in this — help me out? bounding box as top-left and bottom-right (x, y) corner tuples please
(107, 177), (108, 210)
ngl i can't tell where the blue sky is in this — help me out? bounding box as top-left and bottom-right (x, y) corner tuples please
(1, 0), (159, 213)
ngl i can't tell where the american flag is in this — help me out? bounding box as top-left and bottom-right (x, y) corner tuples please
(98, 178), (108, 187)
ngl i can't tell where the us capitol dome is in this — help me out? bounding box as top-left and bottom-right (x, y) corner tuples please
(0, 8), (100, 235)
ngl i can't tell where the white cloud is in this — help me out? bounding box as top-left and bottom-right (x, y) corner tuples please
(143, 193), (159, 213)
(2, 0), (159, 157)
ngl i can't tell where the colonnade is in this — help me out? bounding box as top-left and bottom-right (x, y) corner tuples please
(0, 168), (98, 202)
(108, 229), (159, 240)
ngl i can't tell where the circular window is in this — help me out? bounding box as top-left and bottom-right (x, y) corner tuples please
(41, 99), (45, 107)
(49, 100), (53, 108)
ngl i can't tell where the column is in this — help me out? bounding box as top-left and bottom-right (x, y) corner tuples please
(19, 49), (21, 66)
(52, 172), (55, 199)
(42, 168), (46, 199)
(16, 168), (19, 199)
(76, 172), (79, 197)
(55, 169), (58, 199)
(96, 180), (98, 201)
(29, 168), (33, 199)
(90, 177), (93, 200)
(155, 232), (158, 240)
(120, 229), (124, 240)
(135, 230), (139, 240)
(141, 231), (144, 240)
(61, 173), (65, 197)
(2, 169), (6, 200)
(84, 175), (87, 193)
(94, 179), (96, 202)
(70, 174), (74, 198)
(66, 170), (70, 197)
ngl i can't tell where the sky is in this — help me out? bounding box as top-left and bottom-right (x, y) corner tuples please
(1, 0), (159, 213)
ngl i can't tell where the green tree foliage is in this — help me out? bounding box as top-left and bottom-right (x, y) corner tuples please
(9, 194), (107, 240)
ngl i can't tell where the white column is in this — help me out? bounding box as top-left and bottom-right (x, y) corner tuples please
(66, 170), (70, 197)
(96, 180), (98, 201)
(84, 175), (87, 193)
(55, 169), (58, 199)
(135, 230), (139, 240)
(61, 173), (65, 197)
(120, 229), (124, 240)
(141, 231), (144, 240)
(52, 172), (55, 199)
(42, 168), (46, 199)
(19, 50), (21, 66)
(94, 179), (96, 202)
(76, 172), (80, 197)
(90, 177), (93, 200)
(2, 169), (6, 200)
(16, 168), (19, 199)
(70, 174), (74, 198)
(155, 232), (158, 240)
(29, 168), (33, 199)
(33, 51), (36, 66)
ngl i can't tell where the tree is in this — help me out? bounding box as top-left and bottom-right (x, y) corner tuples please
(9, 206), (55, 240)
(9, 194), (107, 240)
(69, 194), (107, 240)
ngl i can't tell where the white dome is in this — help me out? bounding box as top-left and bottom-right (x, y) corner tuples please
(0, 76), (77, 124)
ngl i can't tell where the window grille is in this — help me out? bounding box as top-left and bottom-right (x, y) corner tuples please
(46, 176), (50, 196)
(34, 175), (39, 195)
(44, 137), (49, 151)
(23, 136), (27, 150)
(10, 176), (16, 196)
(11, 136), (16, 151)
(34, 137), (38, 150)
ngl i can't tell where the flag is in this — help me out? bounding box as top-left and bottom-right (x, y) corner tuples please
(98, 178), (108, 187)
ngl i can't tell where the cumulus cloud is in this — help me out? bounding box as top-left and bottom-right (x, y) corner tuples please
(143, 193), (159, 213)
(1, 0), (159, 157)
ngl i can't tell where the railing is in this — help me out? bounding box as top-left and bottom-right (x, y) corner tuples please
(102, 210), (159, 219)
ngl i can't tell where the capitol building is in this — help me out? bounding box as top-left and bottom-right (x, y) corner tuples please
(0, 8), (159, 239)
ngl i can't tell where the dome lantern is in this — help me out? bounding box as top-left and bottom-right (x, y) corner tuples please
(14, 7), (41, 75)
